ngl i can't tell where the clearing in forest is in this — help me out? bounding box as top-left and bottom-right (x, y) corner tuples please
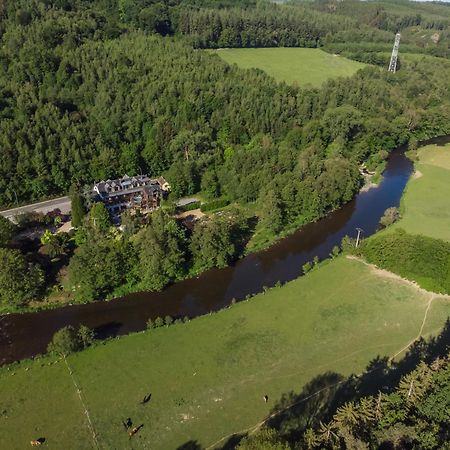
(2, 257), (449, 450)
(211, 48), (367, 87)
(391, 142), (450, 242)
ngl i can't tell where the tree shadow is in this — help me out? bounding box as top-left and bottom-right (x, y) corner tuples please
(266, 319), (450, 443)
(176, 441), (203, 450)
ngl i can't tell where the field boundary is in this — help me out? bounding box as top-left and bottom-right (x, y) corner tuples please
(206, 259), (450, 449)
(64, 356), (100, 450)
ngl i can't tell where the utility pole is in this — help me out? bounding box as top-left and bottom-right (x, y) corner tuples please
(355, 228), (364, 248)
(388, 33), (401, 73)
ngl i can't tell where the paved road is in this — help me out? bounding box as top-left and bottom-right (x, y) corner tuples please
(0, 196), (71, 220)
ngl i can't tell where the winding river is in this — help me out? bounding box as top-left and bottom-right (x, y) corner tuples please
(1, 135), (449, 366)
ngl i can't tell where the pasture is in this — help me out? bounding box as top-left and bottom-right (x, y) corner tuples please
(2, 257), (449, 450)
(211, 48), (367, 87)
(392, 142), (450, 241)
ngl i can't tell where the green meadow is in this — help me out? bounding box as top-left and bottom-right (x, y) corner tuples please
(2, 256), (449, 450)
(211, 48), (367, 87)
(392, 142), (450, 242)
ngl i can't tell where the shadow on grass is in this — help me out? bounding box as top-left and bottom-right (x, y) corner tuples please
(192, 318), (450, 449)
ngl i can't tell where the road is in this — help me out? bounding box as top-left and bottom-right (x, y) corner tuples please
(0, 196), (71, 220)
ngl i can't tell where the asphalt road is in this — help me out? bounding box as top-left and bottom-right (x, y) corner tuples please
(0, 196), (71, 220)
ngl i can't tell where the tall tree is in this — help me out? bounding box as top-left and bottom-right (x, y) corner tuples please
(0, 248), (44, 309)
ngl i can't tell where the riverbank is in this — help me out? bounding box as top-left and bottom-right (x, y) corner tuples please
(2, 256), (449, 450)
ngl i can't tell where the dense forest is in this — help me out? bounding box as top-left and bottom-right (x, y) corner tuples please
(1, 0), (450, 310)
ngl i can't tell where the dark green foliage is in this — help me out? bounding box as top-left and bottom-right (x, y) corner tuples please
(135, 209), (187, 291)
(360, 229), (450, 293)
(89, 203), (111, 232)
(297, 352), (450, 449)
(0, 216), (16, 247)
(47, 326), (81, 356)
(190, 215), (236, 271)
(154, 316), (164, 328)
(70, 186), (86, 228)
(77, 324), (95, 349)
(200, 199), (230, 212)
(177, 201), (201, 212)
(0, 248), (44, 308)
(67, 238), (130, 301)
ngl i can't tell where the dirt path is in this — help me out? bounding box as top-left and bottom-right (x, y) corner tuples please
(347, 256), (450, 300)
(205, 259), (450, 449)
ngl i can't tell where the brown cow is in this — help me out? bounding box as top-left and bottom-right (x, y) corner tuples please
(129, 424), (144, 438)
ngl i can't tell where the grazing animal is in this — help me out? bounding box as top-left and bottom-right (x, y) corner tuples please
(129, 424), (144, 438)
(30, 438), (45, 446)
(141, 393), (152, 405)
(263, 395), (269, 403)
(122, 418), (132, 430)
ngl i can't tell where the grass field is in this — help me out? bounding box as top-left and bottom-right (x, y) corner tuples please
(2, 257), (449, 450)
(391, 142), (450, 242)
(211, 48), (367, 87)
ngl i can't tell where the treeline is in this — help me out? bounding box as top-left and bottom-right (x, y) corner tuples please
(176, 3), (355, 48)
(2, 2), (450, 210)
(238, 348), (450, 449)
(359, 228), (450, 294)
(67, 207), (250, 301)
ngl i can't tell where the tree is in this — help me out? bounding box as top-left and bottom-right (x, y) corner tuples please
(0, 216), (16, 247)
(47, 326), (81, 355)
(380, 207), (400, 227)
(89, 203), (111, 232)
(70, 186), (86, 228)
(259, 189), (284, 234)
(78, 325), (95, 349)
(67, 239), (128, 301)
(0, 248), (44, 309)
(190, 216), (235, 271)
(135, 210), (187, 291)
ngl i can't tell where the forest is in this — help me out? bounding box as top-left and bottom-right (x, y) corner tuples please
(1, 0), (450, 311)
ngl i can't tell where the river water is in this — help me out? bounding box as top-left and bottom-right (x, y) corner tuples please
(1, 135), (449, 365)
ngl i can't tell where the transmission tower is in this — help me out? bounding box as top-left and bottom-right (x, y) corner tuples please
(388, 33), (401, 73)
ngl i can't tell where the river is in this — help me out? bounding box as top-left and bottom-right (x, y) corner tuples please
(1, 135), (449, 366)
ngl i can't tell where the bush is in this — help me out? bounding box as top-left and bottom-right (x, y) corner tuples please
(360, 229), (450, 294)
(177, 201), (201, 212)
(164, 315), (173, 326)
(200, 198), (230, 212)
(302, 261), (313, 274)
(379, 207), (400, 227)
(47, 326), (81, 356)
(154, 316), (164, 328)
(78, 325), (95, 348)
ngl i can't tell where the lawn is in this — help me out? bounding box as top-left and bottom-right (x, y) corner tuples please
(211, 48), (367, 87)
(2, 257), (449, 450)
(391, 142), (450, 242)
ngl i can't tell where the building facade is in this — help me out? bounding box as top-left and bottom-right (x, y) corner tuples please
(92, 175), (170, 215)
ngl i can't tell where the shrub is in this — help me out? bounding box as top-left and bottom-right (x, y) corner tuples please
(200, 198), (230, 212)
(302, 261), (313, 274)
(177, 201), (201, 212)
(47, 326), (81, 355)
(164, 315), (173, 326)
(380, 207), (400, 227)
(154, 316), (164, 328)
(78, 325), (95, 348)
(360, 229), (450, 294)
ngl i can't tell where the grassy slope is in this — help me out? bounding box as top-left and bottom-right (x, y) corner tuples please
(392, 142), (450, 242)
(2, 257), (449, 450)
(211, 48), (367, 87)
